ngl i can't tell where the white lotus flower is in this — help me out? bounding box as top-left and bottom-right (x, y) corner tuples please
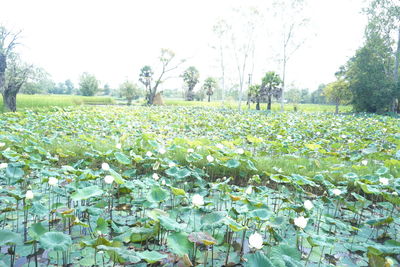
(392, 192), (398, 196)
(0, 142), (5, 147)
(236, 148), (244, 154)
(187, 148), (194, 153)
(104, 175), (114, 184)
(146, 151), (153, 157)
(116, 143), (122, 149)
(216, 144), (223, 149)
(245, 186), (253, 195)
(379, 177), (389, 186)
(152, 173), (159, 181)
(161, 180), (166, 186)
(158, 148), (166, 154)
(25, 190), (34, 200)
(361, 160), (368, 166)
(192, 194), (204, 206)
(101, 163), (110, 171)
(206, 155), (214, 163)
(304, 200), (314, 210)
(248, 232), (263, 250)
(168, 162), (176, 168)
(332, 189), (342, 196)
(294, 216), (308, 229)
(0, 163), (8, 169)
(277, 135), (283, 139)
(196, 146), (202, 150)
(48, 177), (58, 186)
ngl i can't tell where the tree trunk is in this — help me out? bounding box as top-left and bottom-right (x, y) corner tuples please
(3, 90), (17, 112)
(392, 27), (400, 113)
(267, 95), (272, 110)
(127, 98), (132, 106)
(208, 94), (211, 102)
(147, 91), (156, 105)
(335, 102), (339, 114)
(256, 101), (260, 110)
(0, 53), (6, 102)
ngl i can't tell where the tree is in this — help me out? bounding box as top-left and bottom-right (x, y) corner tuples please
(273, 0), (309, 111)
(247, 84), (262, 110)
(212, 19), (230, 105)
(4, 55), (31, 111)
(103, 83), (111, 96)
(65, 79), (74, 95)
(182, 66), (200, 101)
(365, 0), (400, 112)
(79, 72), (99, 96)
(230, 8), (260, 110)
(311, 84), (327, 104)
(139, 65), (153, 103)
(0, 26), (24, 111)
(323, 79), (351, 114)
(285, 88), (301, 104)
(261, 71), (282, 110)
(119, 81), (141, 105)
(140, 49), (184, 105)
(20, 67), (51, 95)
(203, 77), (218, 102)
(345, 34), (394, 113)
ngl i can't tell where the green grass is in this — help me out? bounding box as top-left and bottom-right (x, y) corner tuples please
(163, 99), (352, 113)
(0, 94), (115, 111)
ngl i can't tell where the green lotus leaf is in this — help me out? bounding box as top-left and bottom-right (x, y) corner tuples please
(39, 232), (72, 252)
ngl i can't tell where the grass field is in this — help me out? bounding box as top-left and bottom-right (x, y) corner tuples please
(163, 99), (352, 113)
(0, 94), (115, 111)
(1, 94), (352, 113)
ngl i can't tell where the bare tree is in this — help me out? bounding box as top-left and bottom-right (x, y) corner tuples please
(212, 19), (230, 105)
(230, 8), (260, 111)
(273, 0), (309, 111)
(0, 26), (22, 111)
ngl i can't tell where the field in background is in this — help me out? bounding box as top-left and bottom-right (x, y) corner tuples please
(163, 99), (352, 113)
(0, 94), (115, 111)
(1, 94), (352, 113)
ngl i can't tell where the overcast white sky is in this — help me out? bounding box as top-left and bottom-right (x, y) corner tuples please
(1, 0), (367, 92)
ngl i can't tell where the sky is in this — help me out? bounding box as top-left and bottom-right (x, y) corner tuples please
(1, 0), (368, 92)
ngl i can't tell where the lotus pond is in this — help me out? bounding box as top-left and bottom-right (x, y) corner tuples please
(0, 106), (399, 266)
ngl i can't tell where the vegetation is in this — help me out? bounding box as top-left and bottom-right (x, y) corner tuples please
(0, 106), (399, 266)
(323, 79), (351, 114)
(79, 72), (99, 96)
(182, 66), (200, 101)
(203, 77), (218, 102)
(1, 1), (400, 266)
(119, 81), (141, 105)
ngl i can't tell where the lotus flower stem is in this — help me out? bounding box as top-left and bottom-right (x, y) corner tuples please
(305, 246), (313, 266)
(224, 227), (232, 266)
(204, 249), (208, 267)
